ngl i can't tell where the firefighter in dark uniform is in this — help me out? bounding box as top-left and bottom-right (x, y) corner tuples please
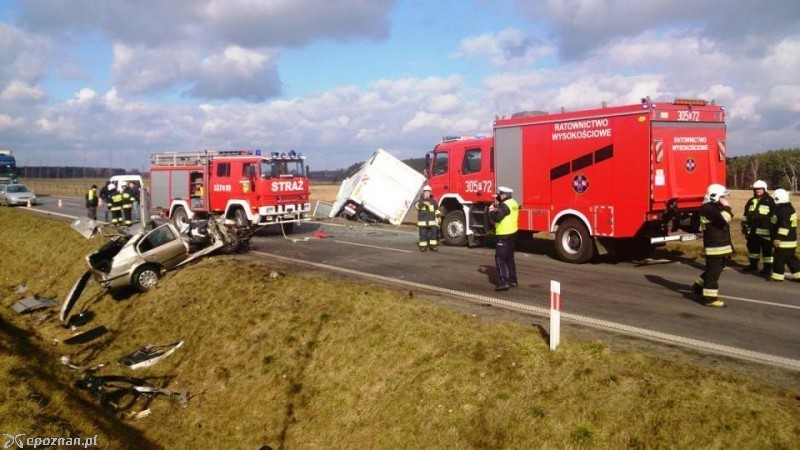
(742, 180), (774, 273)
(85, 184), (99, 220)
(109, 183), (124, 226)
(415, 185), (441, 251)
(489, 186), (519, 291)
(121, 183), (134, 226)
(768, 188), (800, 282)
(693, 184), (733, 307)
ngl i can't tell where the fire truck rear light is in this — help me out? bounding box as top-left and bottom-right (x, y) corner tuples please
(646, 213), (661, 221)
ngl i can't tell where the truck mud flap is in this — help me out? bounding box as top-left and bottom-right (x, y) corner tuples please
(60, 269), (93, 324)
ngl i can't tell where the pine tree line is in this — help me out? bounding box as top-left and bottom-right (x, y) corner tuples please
(727, 148), (800, 192)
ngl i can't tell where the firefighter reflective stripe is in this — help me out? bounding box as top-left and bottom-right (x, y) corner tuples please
(778, 227), (790, 236)
(771, 272), (785, 281)
(495, 198), (519, 236)
(721, 210), (732, 222)
(758, 205), (770, 215)
(122, 192), (132, 209)
(703, 288), (718, 298)
(755, 228), (770, 236)
(417, 220), (437, 226)
(777, 240), (797, 248)
(110, 193), (123, 210)
(705, 245), (732, 255)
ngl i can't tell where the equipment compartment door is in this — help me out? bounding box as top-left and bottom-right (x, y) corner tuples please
(593, 205), (614, 236)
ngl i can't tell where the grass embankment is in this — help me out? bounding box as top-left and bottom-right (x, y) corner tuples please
(2, 206), (800, 448)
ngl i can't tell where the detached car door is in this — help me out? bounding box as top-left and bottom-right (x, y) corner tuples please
(136, 224), (188, 270)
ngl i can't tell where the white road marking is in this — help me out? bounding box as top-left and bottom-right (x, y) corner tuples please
(678, 289), (800, 310)
(331, 239), (415, 253)
(254, 250), (800, 371)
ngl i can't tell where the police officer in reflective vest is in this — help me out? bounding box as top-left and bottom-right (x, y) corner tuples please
(742, 180), (774, 273)
(693, 184), (733, 307)
(109, 183), (124, 225)
(489, 186), (519, 291)
(415, 185), (441, 251)
(85, 184), (99, 220)
(768, 188), (800, 282)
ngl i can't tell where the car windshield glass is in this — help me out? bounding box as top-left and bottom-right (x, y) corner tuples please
(7, 185), (29, 193)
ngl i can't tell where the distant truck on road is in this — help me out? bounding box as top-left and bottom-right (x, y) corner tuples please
(0, 150), (19, 184)
(426, 98), (727, 263)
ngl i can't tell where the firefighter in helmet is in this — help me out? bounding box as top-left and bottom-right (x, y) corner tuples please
(768, 188), (800, 282)
(693, 184), (733, 307)
(108, 183), (123, 226)
(742, 180), (774, 273)
(121, 182), (134, 226)
(415, 185), (441, 252)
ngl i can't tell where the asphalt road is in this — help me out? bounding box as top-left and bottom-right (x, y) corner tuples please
(20, 195), (800, 371)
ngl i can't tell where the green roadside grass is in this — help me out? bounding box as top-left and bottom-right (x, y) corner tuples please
(1, 207), (799, 448)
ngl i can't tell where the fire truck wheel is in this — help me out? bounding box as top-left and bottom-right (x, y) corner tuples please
(233, 208), (249, 228)
(132, 265), (160, 292)
(171, 206), (190, 231)
(555, 218), (594, 263)
(442, 210), (468, 246)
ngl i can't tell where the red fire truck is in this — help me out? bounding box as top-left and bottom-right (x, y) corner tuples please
(150, 149), (311, 233)
(426, 98), (727, 263)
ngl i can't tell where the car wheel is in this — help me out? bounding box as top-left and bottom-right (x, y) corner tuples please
(234, 208), (249, 228)
(132, 265), (160, 292)
(218, 230), (241, 254)
(442, 210), (468, 246)
(171, 206), (190, 231)
(555, 217), (594, 263)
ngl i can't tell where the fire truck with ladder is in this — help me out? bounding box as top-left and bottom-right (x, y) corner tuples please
(150, 149), (311, 234)
(426, 98), (726, 263)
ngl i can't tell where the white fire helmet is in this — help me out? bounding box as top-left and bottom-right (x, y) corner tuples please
(706, 183), (729, 203)
(772, 188), (790, 204)
(752, 180), (768, 190)
(422, 185), (432, 192)
(107, 183), (116, 191)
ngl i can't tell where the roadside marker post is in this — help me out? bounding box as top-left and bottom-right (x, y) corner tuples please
(550, 280), (561, 350)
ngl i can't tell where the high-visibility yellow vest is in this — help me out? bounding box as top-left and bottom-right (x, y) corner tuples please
(495, 198), (519, 236)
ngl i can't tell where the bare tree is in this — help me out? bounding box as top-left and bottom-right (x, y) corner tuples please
(787, 162), (798, 192)
(749, 156), (759, 185)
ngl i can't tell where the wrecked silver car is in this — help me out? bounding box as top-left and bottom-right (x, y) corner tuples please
(72, 217), (240, 292)
(88, 222), (189, 291)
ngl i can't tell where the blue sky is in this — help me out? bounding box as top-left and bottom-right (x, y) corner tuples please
(1, 0), (798, 171)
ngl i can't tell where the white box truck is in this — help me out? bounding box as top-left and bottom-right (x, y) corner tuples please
(330, 148), (426, 225)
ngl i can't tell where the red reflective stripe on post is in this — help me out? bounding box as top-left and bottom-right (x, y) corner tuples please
(550, 280), (561, 311)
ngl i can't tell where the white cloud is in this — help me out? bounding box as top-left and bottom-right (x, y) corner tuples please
(454, 27), (553, 67)
(0, 81), (46, 102)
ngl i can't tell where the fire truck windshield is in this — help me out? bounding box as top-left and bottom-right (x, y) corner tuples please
(260, 159), (305, 178)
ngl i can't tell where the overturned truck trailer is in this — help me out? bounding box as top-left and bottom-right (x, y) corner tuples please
(330, 148), (426, 225)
